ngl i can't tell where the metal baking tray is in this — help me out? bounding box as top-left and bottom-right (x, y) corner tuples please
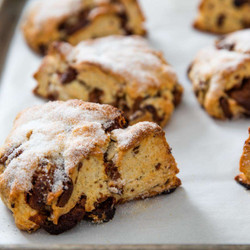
(0, 0), (250, 249)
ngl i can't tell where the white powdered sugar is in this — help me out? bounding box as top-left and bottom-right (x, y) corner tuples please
(31, 0), (83, 26)
(111, 121), (160, 150)
(67, 36), (169, 93)
(219, 29), (250, 54)
(194, 47), (250, 78)
(0, 101), (119, 193)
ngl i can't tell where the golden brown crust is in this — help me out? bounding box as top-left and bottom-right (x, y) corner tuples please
(188, 30), (250, 120)
(236, 127), (250, 189)
(22, 0), (146, 55)
(193, 0), (250, 34)
(0, 100), (181, 234)
(33, 36), (183, 127)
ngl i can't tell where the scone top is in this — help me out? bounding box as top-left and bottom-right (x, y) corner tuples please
(0, 100), (126, 195)
(22, 0), (145, 54)
(215, 29), (250, 54)
(49, 35), (178, 98)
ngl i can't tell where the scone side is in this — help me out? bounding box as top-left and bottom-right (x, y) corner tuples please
(109, 122), (181, 203)
(235, 129), (250, 189)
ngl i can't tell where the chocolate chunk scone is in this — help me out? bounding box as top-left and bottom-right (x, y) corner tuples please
(188, 29), (250, 119)
(22, 0), (146, 55)
(0, 100), (181, 234)
(235, 128), (250, 189)
(193, 0), (250, 34)
(34, 36), (183, 127)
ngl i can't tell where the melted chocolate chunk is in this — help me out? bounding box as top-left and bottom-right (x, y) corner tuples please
(118, 11), (133, 35)
(60, 67), (78, 84)
(38, 44), (47, 56)
(84, 197), (116, 223)
(56, 178), (74, 207)
(89, 88), (104, 103)
(217, 14), (226, 27)
(26, 162), (55, 211)
(216, 37), (235, 51)
(144, 105), (164, 124)
(42, 196), (86, 235)
(132, 145), (140, 155)
(227, 78), (250, 111)
(219, 97), (232, 119)
(155, 163), (161, 170)
(102, 116), (127, 133)
(58, 10), (90, 36)
(104, 152), (121, 181)
(0, 145), (22, 165)
(233, 0), (250, 7)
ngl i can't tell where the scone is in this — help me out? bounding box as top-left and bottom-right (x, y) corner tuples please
(0, 100), (181, 234)
(188, 29), (250, 120)
(235, 128), (250, 189)
(22, 0), (146, 55)
(193, 0), (250, 34)
(34, 36), (183, 127)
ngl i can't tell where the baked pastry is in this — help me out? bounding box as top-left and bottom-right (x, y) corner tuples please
(22, 0), (146, 55)
(188, 29), (250, 119)
(193, 0), (250, 34)
(0, 100), (181, 234)
(33, 35), (183, 127)
(235, 128), (250, 189)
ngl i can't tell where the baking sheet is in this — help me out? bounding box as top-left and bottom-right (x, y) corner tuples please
(0, 0), (250, 245)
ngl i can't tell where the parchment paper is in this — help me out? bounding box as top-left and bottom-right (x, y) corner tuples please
(0, 0), (249, 245)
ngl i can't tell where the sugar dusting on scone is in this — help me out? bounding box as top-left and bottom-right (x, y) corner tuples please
(235, 127), (250, 189)
(0, 100), (181, 234)
(34, 35), (183, 128)
(188, 29), (250, 120)
(193, 0), (250, 34)
(22, 0), (146, 55)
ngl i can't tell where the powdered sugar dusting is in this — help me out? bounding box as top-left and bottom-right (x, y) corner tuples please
(30, 0), (119, 27)
(67, 36), (168, 93)
(111, 122), (161, 150)
(193, 47), (250, 79)
(0, 100), (120, 193)
(31, 0), (83, 26)
(218, 29), (250, 54)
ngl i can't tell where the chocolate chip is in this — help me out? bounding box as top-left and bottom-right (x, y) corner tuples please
(219, 97), (232, 119)
(118, 11), (133, 35)
(56, 178), (73, 207)
(144, 105), (164, 124)
(227, 78), (250, 111)
(26, 164), (55, 211)
(216, 39), (235, 51)
(42, 196), (86, 235)
(77, 162), (83, 172)
(155, 163), (161, 170)
(89, 88), (104, 103)
(233, 0), (249, 7)
(60, 67), (78, 84)
(38, 44), (47, 55)
(217, 14), (226, 27)
(102, 116), (127, 133)
(84, 197), (116, 223)
(47, 92), (59, 101)
(58, 10), (90, 36)
(132, 146), (140, 155)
